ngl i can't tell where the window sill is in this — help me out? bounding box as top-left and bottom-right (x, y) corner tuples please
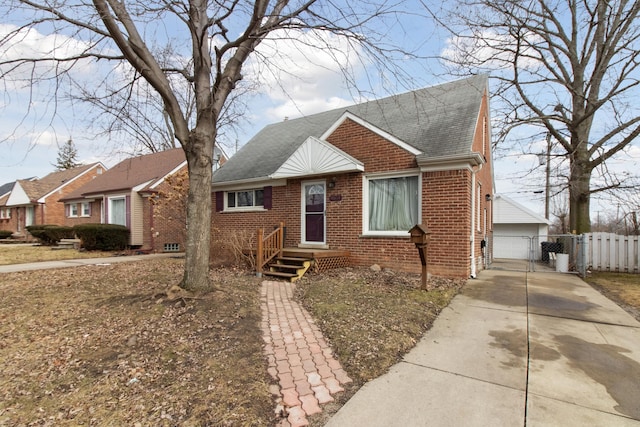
(359, 232), (411, 238)
(222, 207), (267, 213)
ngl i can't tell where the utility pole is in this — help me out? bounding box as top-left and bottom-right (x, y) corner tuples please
(538, 133), (552, 220)
(544, 133), (551, 220)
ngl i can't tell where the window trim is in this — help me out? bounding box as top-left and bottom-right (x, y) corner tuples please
(224, 188), (266, 212)
(81, 202), (91, 217)
(362, 172), (422, 237)
(108, 196), (127, 226)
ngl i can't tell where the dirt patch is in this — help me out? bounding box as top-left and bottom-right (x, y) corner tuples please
(586, 272), (640, 322)
(0, 244), (114, 265)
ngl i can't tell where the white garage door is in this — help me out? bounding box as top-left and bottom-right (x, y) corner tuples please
(493, 224), (538, 259)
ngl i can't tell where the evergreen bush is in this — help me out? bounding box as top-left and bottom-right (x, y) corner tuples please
(26, 225), (74, 245)
(73, 224), (129, 251)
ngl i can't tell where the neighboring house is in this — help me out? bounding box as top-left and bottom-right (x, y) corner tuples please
(2, 165), (106, 238)
(61, 147), (225, 251)
(0, 181), (17, 232)
(493, 194), (550, 260)
(211, 75), (494, 278)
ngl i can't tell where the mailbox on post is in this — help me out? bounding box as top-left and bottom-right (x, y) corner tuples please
(410, 224), (430, 245)
(409, 224), (431, 290)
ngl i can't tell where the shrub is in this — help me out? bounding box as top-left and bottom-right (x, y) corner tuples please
(73, 224), (129, 251)
(0, 230), (12, 239)
(26, 225), (74, 245)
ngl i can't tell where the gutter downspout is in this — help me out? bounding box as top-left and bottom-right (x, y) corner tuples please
(470, 163), (483, 279)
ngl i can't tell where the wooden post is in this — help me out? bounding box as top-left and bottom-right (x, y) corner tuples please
(409, 225), (430, 291)
(417, 244), (428, 290)
(256, 227), (264, 277)
(277, 221), (284, 257)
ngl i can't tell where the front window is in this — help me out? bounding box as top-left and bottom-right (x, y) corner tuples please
(366, 175), (419, 234)
(68, 204), (78, 217)
(227, 189), (264, 210)
(81, 202), (91, 217)
(25, 206), (35, 227)
(0, 208), (9, 219)
(109, 197), (126, 226)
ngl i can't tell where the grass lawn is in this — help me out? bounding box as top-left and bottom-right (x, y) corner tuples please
(0, 244), (112, 265)
(0, 259), (464, 425)
(586, 272), (640, 322)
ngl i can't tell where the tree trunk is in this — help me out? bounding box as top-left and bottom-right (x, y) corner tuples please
(180, 128), (214, 292)
(569, 151), (592, 235)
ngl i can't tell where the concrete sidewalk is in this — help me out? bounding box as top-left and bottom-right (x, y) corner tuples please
(0, 253), (181, 273)
(326, 270), (640, 426)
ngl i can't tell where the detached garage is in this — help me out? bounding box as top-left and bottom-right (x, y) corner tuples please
(493, 195), (550, 260)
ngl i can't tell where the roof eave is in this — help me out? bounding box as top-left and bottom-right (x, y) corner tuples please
(417, 152), (485, 172)
(211, 177), (288, 192)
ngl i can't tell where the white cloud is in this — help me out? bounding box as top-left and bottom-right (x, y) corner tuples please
(0, 24), (99, 103)
(245, 28), (367, 120)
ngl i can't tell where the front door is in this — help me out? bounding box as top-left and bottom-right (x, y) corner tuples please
(302, 181), (326, 245)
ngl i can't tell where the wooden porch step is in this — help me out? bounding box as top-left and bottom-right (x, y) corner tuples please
(263, 271), (299, 280)
(271, 263), (308, 270)
(264, 257), (312, 282)
(277, 256), (311, 263)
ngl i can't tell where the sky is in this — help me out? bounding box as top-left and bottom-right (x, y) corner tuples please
(0, 1), (638, 219)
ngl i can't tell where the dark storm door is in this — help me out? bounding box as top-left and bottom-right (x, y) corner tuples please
(302, 182), (326, 244)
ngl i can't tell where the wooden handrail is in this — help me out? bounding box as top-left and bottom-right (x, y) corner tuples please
(256, 221), (284, 276)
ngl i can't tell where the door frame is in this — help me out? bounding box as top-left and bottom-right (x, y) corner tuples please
(300, 180), (327, 248)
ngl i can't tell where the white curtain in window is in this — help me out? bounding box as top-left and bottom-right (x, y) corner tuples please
(25, 206), (35, 226)
(110, 198), (126, 226)
(369, 176), (418, 231)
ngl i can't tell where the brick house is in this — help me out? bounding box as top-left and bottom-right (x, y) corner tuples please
(211, 75), (494, 278)
(61, 147), (226, 252)
(0, 164), (106, 238)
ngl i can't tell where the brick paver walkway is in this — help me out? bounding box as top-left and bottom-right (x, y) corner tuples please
(261, 280), (352, 427)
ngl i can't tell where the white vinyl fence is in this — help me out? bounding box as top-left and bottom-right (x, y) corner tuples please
(584, 232), (640, 273)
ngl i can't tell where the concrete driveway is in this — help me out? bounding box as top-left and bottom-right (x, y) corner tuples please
(326, 268), (640, 426)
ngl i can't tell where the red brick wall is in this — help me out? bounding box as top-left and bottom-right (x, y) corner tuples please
(44, 166), (104, 226)
(0, 207), (19, 234)
(212, 106), (493, 278)
(145, 194), (188, 253)
(144, 173), (189, 253)
(63, 200), (102, 227)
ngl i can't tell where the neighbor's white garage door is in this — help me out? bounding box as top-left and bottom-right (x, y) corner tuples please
(493, 224), (538, 259)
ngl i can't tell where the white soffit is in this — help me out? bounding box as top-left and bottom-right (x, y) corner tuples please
(270, 136), (364, 179)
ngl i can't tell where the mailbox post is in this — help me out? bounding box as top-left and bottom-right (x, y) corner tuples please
(409, 224), (431, 290)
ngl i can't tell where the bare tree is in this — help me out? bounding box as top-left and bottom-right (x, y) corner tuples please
(1, 0), (415, 291)
(430, 0), (640, 234)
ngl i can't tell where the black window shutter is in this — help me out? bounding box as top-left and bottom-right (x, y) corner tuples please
(263, 186), (272, 210)
(215, 191), (224, 212)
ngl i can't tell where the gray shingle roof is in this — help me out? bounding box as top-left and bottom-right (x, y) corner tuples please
(213, 75), (487, 184)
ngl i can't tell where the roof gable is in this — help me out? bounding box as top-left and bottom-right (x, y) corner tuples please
(270, 136), (364, 179)
(6, 164), (99, 206)
(6, 181), (29, 205)
(321, 112), (421, 156)
(494, 194), (549, 225)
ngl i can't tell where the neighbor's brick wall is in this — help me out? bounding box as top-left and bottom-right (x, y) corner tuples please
(0, 207), (19, 234)
(46, 166), (104, 226)
(144, 177), (188, 253)
(62, 200), (102, 227)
